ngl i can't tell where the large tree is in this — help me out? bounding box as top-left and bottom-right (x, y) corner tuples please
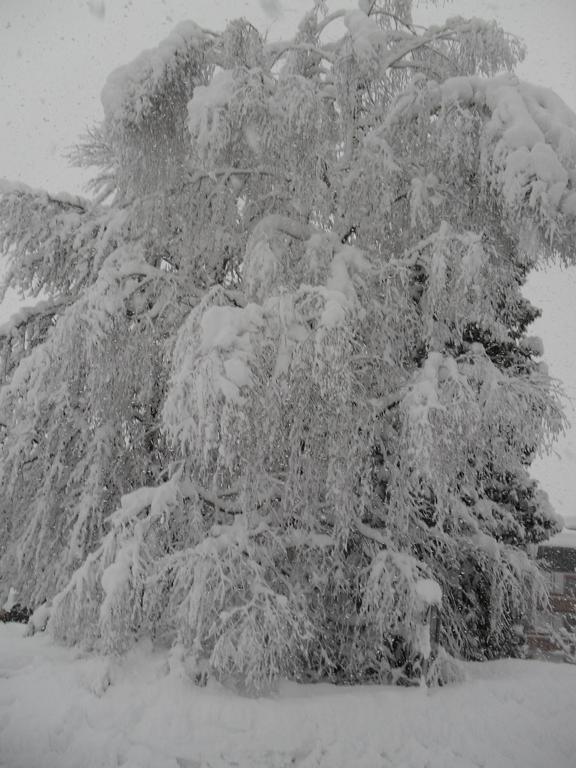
(1, 1), (575, 690)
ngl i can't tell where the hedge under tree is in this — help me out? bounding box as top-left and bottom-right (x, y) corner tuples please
(1, 0), (576, 690)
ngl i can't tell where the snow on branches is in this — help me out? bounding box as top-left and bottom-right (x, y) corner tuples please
(101, 21), (209, 129)
(387, 73), (576, 254)
(1, 1), (575, 690)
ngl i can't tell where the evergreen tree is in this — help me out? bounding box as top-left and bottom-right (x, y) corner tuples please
(1, 2), (575, 690)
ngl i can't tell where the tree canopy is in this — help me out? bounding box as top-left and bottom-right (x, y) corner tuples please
(1, 0), (576, 690)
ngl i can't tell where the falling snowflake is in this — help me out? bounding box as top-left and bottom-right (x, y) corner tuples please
(87, 0), (106, 20)
(259, 0), (282, 19)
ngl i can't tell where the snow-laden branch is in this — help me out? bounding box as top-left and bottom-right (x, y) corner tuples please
(0, 178), (90, 211)
(385, 73), (576, 249)
(101, 20), (208, 127)
(265, 40), (336, 66)
(0, 297), (70, 338)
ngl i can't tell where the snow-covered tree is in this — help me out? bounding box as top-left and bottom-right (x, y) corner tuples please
(1, 1), (576, 690)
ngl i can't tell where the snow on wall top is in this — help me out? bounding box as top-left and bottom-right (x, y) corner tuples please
(101, 21), (207, 127)
(539, 528), (576, 550)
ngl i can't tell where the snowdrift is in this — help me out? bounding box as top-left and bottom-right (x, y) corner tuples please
(0, 623), (575, 768)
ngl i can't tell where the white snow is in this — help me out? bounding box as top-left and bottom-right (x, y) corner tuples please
(187, 69), (237, 153)
(102, 21), (205, 125)
(197, 303), (264, 398)
(24, 602), (52, 636)
(390, 73), (576, 223)
(2, 587), (17, 612)
(530, 142), (568, 185)
(344, 9), (387, 63)
(316, 245), (372, 329)
(100, 543), (133, 608)
(1, 623), (576, 767)
(0, 298), (66, 338)
(0, 178), (90, 210)
(415, 578), (442, 606)
(200, 305), (262, 353)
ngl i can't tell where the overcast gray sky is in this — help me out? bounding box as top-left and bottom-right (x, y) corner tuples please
(1, 0), (575, 518)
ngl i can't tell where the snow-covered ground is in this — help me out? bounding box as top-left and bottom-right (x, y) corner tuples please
(0, 623), (575, 768)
